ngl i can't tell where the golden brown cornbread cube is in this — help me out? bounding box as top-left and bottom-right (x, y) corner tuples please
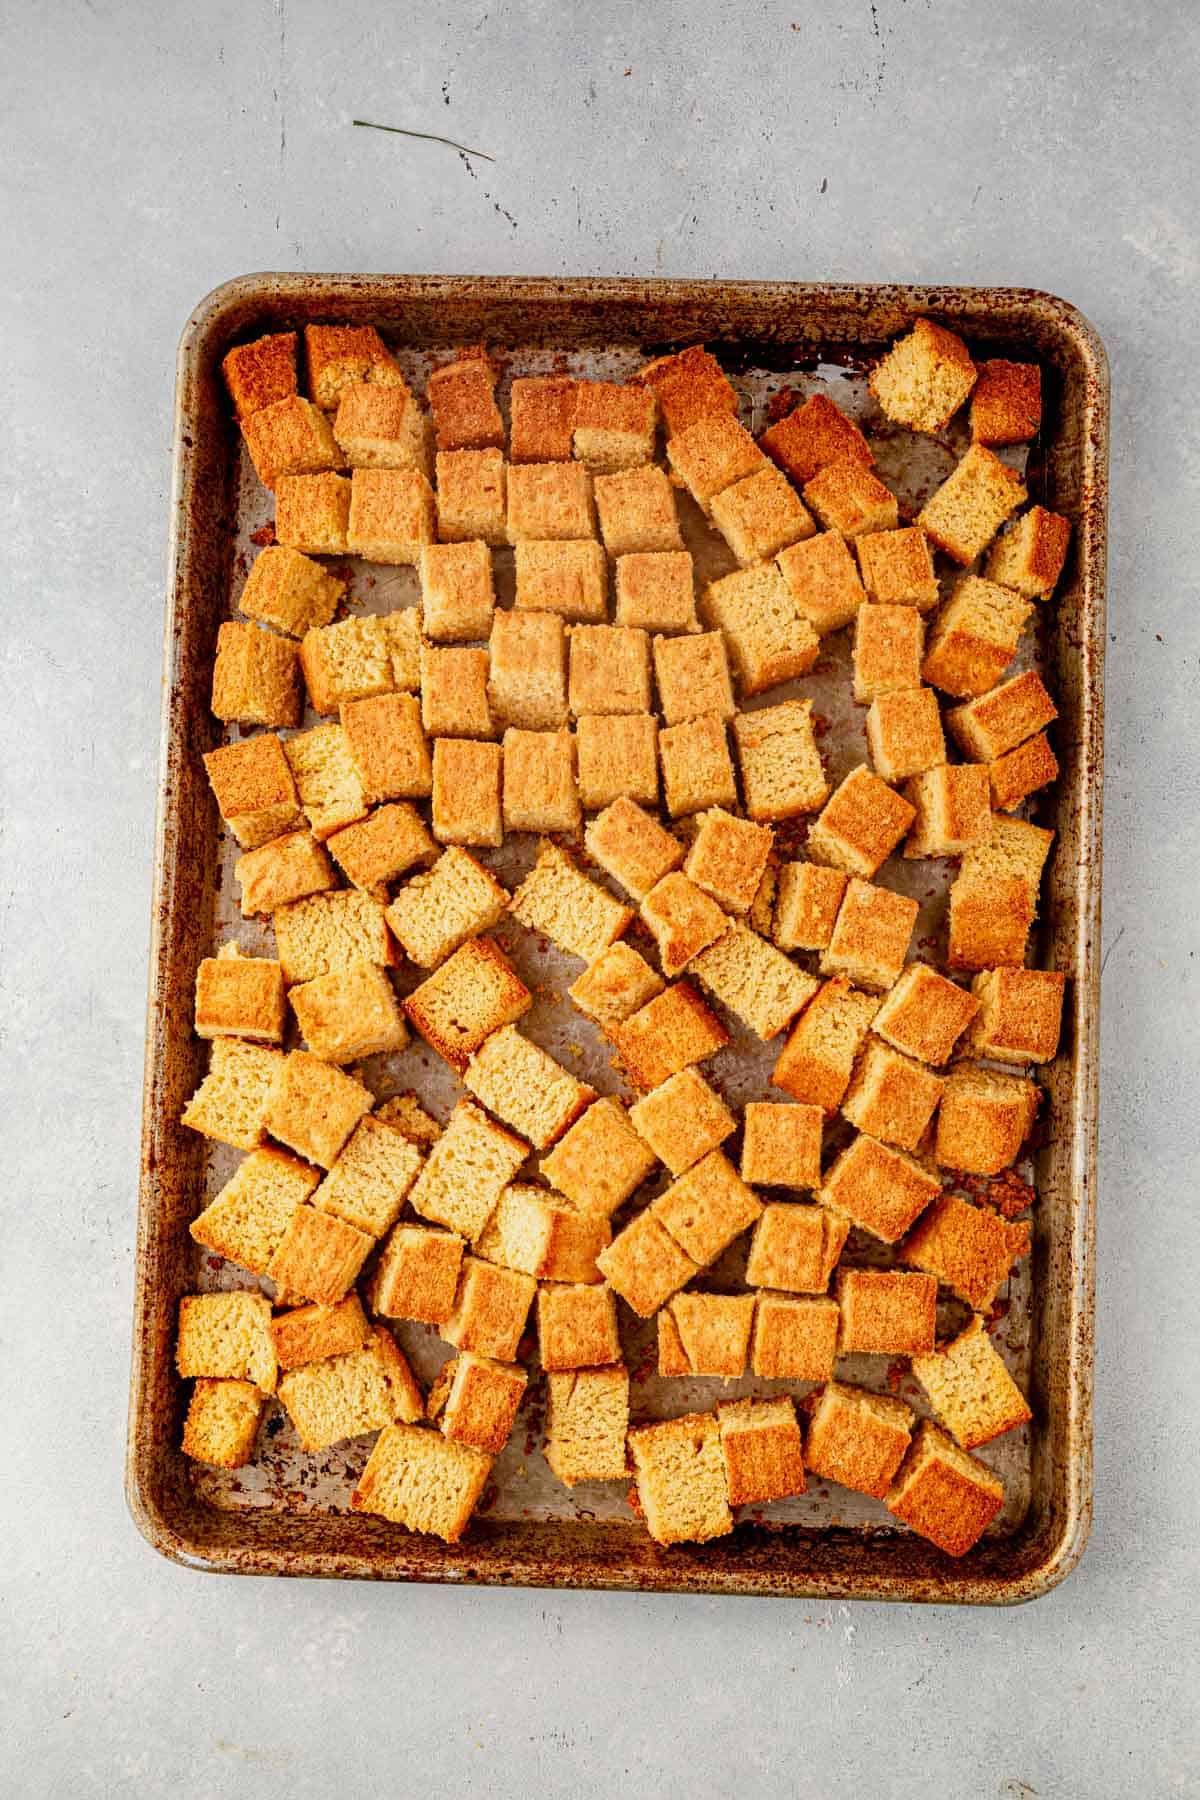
(818, 1132), (941, 1243)
(869, 318), (976, 433)
(821, 877), (919, 994)
(311, 1114), (423, 1236)
(427, 348), (505, 451)
(270, 1293), (373, 1370)
(513, 539), (607, 624)
(464, 1025), (596, 1151)
(420, 643), (494, 739)
(374, 1092), (442, 1145)
(760, 391), (873, 484)
(935, 1063), (1039, 1174)
(369, 1222), (465, 1325)
(751, 1291), (840, 1380)
(666, 412), (767, 513)
(211, 621), (301, 728)
(640, 872), (728, 979)
(807, 765), (917, 878)
(613, 549), (697, 633)
(966, 966), (1065, 1065)
(567, 944), (665, 1029)
(851, 602), (925, 703)
(544, 1366), (630, 1486)
(419, 540), (495, 642)
(911, 1314), (1031, 1449)
(242, 394), (342, 489)
(629, 1066), (736, 1176)
(435, 447), (508, 546)
(223, 329), (298, 419)
(903, 764), (993, 858)
(805, 1381), (915, 1499)
(947, 876), (1037, 973)
(659, 1291), (755, 1378)
(177, 1291), (277, 1393)
(333, 383), (431, 476)
(476, 1183), (610, 1284)
(803, 456), (899, 537)
(970, 359), (1042, 447)
(652, 1149), (763, 1266)
(408, 928), (528, 1065)
(431, 738), (503, 848)
(628, 1411), (733, 1546)
(702, 564), (821, 697)
(575, 712), (659, 810)
(341, 692), (433, 803)
(351, 1421), (493, 1541)
(487, 608), (568, 730)
(510, 837), (634, 963)
(901, 1193), (1031, 1310)
(568, 624), (653, 718)
(988, 731), (1059, 812)
(427, 1352), (527, 1455)
(634, 344), (738, 436)
(610, 980), (730, 1092)
(326, 801), (437, 897)
(289, 957), (408, 1064)
(771, 975), (879, 1113)
(683, 809), (773, 915)
(203, 732), (304, 850)
(264, 1051), (373, 1169)
(922, 576), (1033, 699)
(283, 723), (368, 839)
(540, 1096), (658, 1217)
(408, 1098), (529, 1242)
(181, 1038), (286, 1150)
(710, 465), (816, 566)
(717, 1395), (807, 1505)
(918, 443), (1027, 565)
(275, 471), (353, 555)
(195, 945), (286, 1044)
(691, 922), (819, 1041)
(273, 888), (393, 984)
(961, 813), (1055, 891)
(537, 1282), (622, 1371)
(745, 1202), (847, 1292)
(507, 460), (595, 543)
(347, 467), (435, 564)
(509, 375), (578, 462)
(595, 1207), (699, 1316)
(443, 1254), (537, 1360)
(835, 1268), (938, 1355)
(385, 845), (507, 968)
(182, 1378), (265, 1469)
(885, 1419), (1004, 1555)
(740, 1101), (823, 1191)
(572, 380), (657, 471)
(190, 1145), (319, 1273)
(652, 631), (736, 726)
(984, 505), (1071, 599)
(266, 1203), (374, 1305)
(659, 714), (738, 818)
(773, 861), (846, 952)
(301, 609), (422, 716)
(584, 795), (682, 900)
(593, 465), (684, 558)
(278, 1325), (423, 1451)
(873, 962), (979, 1065)
(856, 526), (940, 611)
(305, 324), (405, 412)
(865, 687), (946, 783)
(239, 545), (345, 638)
(776, 530), (867, 635)
(732, 702), (829, 826)
(504, 725), (579, 837)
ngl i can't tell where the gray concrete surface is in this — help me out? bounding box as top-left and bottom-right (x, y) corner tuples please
(3, 2), (1198, 1795)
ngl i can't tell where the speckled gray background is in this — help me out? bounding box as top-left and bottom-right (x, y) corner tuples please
(4, 3), (1198, 1796)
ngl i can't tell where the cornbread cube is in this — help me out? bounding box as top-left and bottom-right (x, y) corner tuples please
(922, 577), (1033, 700)
(476, 1183), (610, 1283)
(176, 1290), (277, 1393)
(289, 957), (408, 1064)
(635, 344), (738, 435)
(885, 1419), (1004, 1555)
(211, 622), (301, 728)
(773, 861), (846, 951)
(370, 1223), (465, 1325)
(341, 692), (433, 802)
(270, 1293), (372, 1370)
(776, 530), (867, 634)
(282, 723), (366, 838)
(836, 1267), (937, 1355)
(852, 602), (925, 702)
(807, 765), (917, 878)
(514, 539), (607, 624)
(717, 1395), (807, 1505)
(419, 540), (495, 641)
(373, 1092), (442, 1146)
(710, 465), (816, 566)
(238, 545), (344, 638)
(819, 1132), (941, 1242)
(842, 1037), (945, 1150)
(223, 329), (297, 419)
(347, 467), (435, 564)
(487, 609), (568, 729)
(310, 1113), (422, 1238)
(760, 391), (874, 485)
(278, 1325), (422, 1451)
(873, 962), (979, 1065)
(961, 813), (1054, 893)
(509, 374), (578, 462)
(545, 1366), (630, 1485)
(684, 809), (773, 915)
(575, 712), (659, 809)
(911, 1314), (1032, 1448)
(652, 631), (736, 726)
(732, 700), (829, 823)
(629, 1067), (736, 1176)
(266, 1203), (374, 1305)
(195, 945), (286, 1044)
(803, 457), (898, 537)
(181, 1038), (285, 1150)
(507, 460), (595, 543)
(919, 443), (1027, 565)
(420, 644), (494, 740)
(181, 1379), (264, 1468)
(592, 465), (684, 559)
(304, 324), (405, 412)
(435, 447), (507, 545)
(431, 738), (503, 847)
(541, 1097), (658, 1217)
(242, 394), (342, 488)
(865, 687), (946, 783)
(509, 838), (634, 963)
(985, 505), (1071, 599)
(701, 564), (820, 696)
(771, 975), (879, 1112)
(666, 412), (767, 512)
(640, 872), (728, 979)
(464, 1025), (595, 1150)
(301, 609), (422, 716)
(750, 1292), (840, 1380)
(966, 966), (1066, 1065)
(499, 727), (579, 832)
(427, 347), (505, 451)
(408, 1099), (529, 1242)
(691, 922), (819, 1040)
(572, 380), (657, 471)
(190, 1145), (319, 1272)
(856, 526), (939, 612)
(902, 1193), (1031, 1309)
(264, 1052), (373, 1169)
(275, 471), (352, 555)
(326, 801), (436, 898)
(936, 1063), (1039, 1174)
(567, 944), (665, 1029)
(203, 733), (303, 851)
(584, 796), (682, 900)
(384, 845), (507, 968)
(745, 1203), (847, 1293)
(272, 888), (393, 984)
(805, 1381), (915, 1498)
(568, 624), (653, 717)
(659, 1291), (755, 1379)
(989, 731), (1059, 812)
(595, 1206), (699, 1316)
(740, 1101), (823, 1191)
(444, 1255), (537, 1360)
(537, 1282), (622, 1371)
(627, 1412), (733, 1545)
(947, 876), (1038, 973)
(610, 980), (729, 1091)
(428, 1352), (527, 1454)
(970, 359), (1042, 447)
(333, 383), (430, 475)
(652, 1149), (762, 1266)
(903, 764), (992, 858)
(613, 550), (696, 633)
(659, 714), (738, 818)
(351, 1422), (492, 1541)
(869, 318), (976, 432)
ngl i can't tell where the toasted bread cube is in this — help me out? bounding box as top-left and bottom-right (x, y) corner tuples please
(835, 1267), (937, 1355)
(239, 545), (345, 638)
(309, 1112), (422, 1238)
(903, 764), (992, 858)
(640, 872), (728, 979)
(370, 1222), (465, 1324)
(275, 471), (352, 555)
(659, 714), (738, 818)
(691, 922), (819, 1040)
(684, 809), (773, 915)
(289, 957), (408, 1064)
(507, 461), (595, 543)
(864, 688), (946, 784)
(464, 1025), (595, 1150)
(405, 936), (531, 1069)
(333, 383), (430, 475)
(807, 765), (917, 878)
(750, 1292), (840, 1380)
(856, 526), (939, 612)
(544, 1366), (629, 1485)
(651, 1149), (762, 1266)
(242, 394), (341, 489)
(935, 1063), (1039, 1174)
(347, 467), (434, 564)
(660, 1291), (755, 1378)
(613, 550), (696, 634)
(852, 602), (925, 703)
(567, 944), (664, 1028)
(435, 447), (507, 545)
(740, 1101), (823, 1191)
(384, 846), (506, 967)
(773, 861), (847, 952)
(584, 796), (682, 900)
(634, 344), (737, 435)
(211, 621), (301, 727)
(666, 413), (767, 512)
(272, 888), (393, 984)
(701, 564), (820, 696)
(500, 726), (579, 832)
(652, 631), (736, 726)
(885, 1419), (1004, 1555)
(592, 464), (684, 559)
(443, 1254), (536, 1359)
(541, 1097), (658, 1217)
(181, 1378), (265, 1468)
(970, 359), (1042, 447)
(408, 1099), (528, 1242)
(922, 576), (1033, 699)
(595, 1206), (699, 1316)
(427, 348), (505, 450)
(537, 1282), (622, 1371)
(513, 539), (606, 624)
(181, 1038), (285, 1150)
(428, 1351), (527, 1454)
(301, 609), (422, 716)
(771, 975), (879, 1112)
(776, 530), (867, 634)
(912, 1314), (1031, 1448)
(487, 609), (568, 730)
(989, 731), (1059, 812)
(176, 1291), (277, 1393)
(873, 963), (979, 1065)
(919, 444), (1027, 565)
(985, 505), (1070, 598)
(568, 625), (652, 717)
(282, 723), (367, 838)
(203, 732), (304, 850)
(572, 380), (656, 471)
(264, 1051), (372, 1169)
(717, 1395), (806, 1505)
(710, 465), (816, 566)
(869, 318), (976, 432)
(965, 966), (1065, 1065)
(341, 692), (433, 802)
(419, 540), (495, 641)
(374, 1092), (442, 1146)
(805, 1381), (915, 1498)
(947, 876), (1037, 972)
(351, 1422), (492, 1541)
(195, 946), (286, 1044)
(326, 801), (436, 897)
(430, 738), (502, 848)
(820, 1132), (940, 1243)
(803, 457), (898, 537)
(190, 1145), (319, 1272)
(841, 1038), (945, 1150)
(477, 1182), (610, 1286)
(745, 1203), (847, 1293)
(575, 712), (659, 809)
(732, 701), (829, 826)
(510, 838), (633, 963)
(961, 813), (1054, 892)
(420, 644), (494, 739)
(628, 1411), (733, 1545)
(270, 1293), (372, 1369)
(902, 1193), (1031, 1309)
(760, 391), (874, 484)
(266, 1203), (374, 1305)
(509, 375), (578, 462)
(611, 980), (729, 1091)
(305, 324), (405, 411)
(629, 1067), (737, 1176)
(222, 329), (298, 419)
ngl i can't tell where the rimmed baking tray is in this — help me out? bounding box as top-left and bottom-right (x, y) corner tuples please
(128, 275), (1106, 1603)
